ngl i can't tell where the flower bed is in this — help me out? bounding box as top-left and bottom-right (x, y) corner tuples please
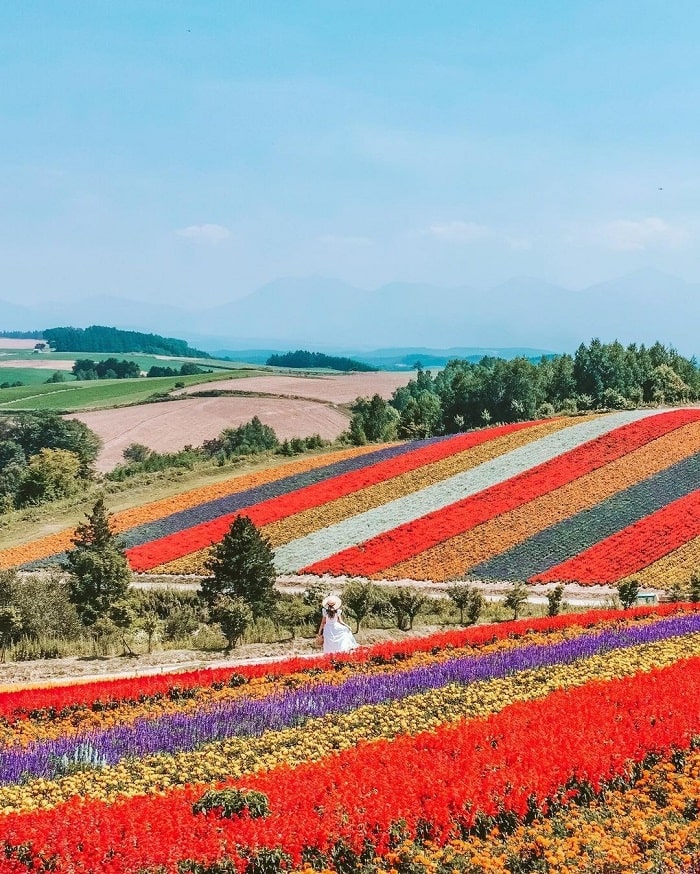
(3, 606), (700, 872)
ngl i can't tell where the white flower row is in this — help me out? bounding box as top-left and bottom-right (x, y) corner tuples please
(273, 409), (659, 573)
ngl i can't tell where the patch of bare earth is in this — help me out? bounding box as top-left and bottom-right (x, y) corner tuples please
(70, 397), (351, 471)
(0, 358), (75, 370)
(0, 339), (41, 350)
(178, 372), (415, 403)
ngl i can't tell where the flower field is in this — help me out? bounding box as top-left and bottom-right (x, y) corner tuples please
(4, 605), (700, 872)
(3, 407), (700, 587)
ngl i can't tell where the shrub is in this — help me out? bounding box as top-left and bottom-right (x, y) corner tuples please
(192, 788), (270, 819)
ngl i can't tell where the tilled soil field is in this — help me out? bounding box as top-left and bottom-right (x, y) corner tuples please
(177, 371), (415, 403)
(71, 396), (351, 470)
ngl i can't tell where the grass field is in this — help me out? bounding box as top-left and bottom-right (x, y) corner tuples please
(0, 368), (267, 412)
(0, 367), (63, 386)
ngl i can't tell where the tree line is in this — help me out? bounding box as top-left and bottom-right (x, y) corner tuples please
(348, 339), (700, 442)
(43, 326), (210, 358)
(266, 349), (377, 372)
(69, 358), (209, 380)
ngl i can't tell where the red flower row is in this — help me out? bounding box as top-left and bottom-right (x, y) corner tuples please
(126, 422), (539, 571)
(305, 408), (700, 576)
(4, 649), (700, 873)
(0, 606), (677, 722)
(533, 489), (700, 584)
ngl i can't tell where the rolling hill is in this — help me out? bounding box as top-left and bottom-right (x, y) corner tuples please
(5, 406), (700, 590)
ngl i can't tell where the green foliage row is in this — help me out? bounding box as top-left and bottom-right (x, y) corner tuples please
(266, 349), (376, 371)
(72, 358), (142, 380)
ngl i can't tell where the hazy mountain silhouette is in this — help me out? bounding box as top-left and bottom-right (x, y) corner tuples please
(1, 268), (697, 355)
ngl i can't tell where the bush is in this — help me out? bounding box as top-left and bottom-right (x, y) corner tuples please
(192, 788), (270, 819)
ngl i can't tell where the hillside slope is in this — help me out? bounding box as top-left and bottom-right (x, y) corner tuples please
(5, 407), (700, 589)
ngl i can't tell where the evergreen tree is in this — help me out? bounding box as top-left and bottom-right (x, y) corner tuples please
(202, 516), (277, 619)
(63, 497), (131, 626)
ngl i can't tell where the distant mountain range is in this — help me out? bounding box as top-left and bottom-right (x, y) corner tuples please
(1, 268), (697, 356)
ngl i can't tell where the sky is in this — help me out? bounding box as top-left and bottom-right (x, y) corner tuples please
(2, 0), (700, 307)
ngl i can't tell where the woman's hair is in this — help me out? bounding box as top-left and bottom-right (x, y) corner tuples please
(325, 606), (338, 618)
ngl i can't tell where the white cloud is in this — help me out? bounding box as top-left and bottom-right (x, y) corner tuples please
(599, 217), (690, 252)
(428, 220), (491, 244)
(176, 223), (231, 244)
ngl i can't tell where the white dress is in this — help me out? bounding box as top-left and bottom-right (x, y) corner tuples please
(322, 609), (359, 654)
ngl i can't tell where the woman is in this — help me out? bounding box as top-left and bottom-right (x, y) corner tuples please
(317, 595), (359, 654)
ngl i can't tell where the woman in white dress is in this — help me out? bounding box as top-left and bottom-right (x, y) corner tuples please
(317, 595), (359, 654)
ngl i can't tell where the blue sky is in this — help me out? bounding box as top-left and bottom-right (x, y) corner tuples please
(2, 1), (700, 306)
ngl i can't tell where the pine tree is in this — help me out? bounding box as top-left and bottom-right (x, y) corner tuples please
(63, 497), (131, 626)
(202, 516), (277, 619)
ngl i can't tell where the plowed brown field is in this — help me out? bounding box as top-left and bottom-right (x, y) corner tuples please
(0, 340), (43, 349)
(0, 358), (75, 370)
(177, 371), (414, 403)
(70, 397), (352, 471)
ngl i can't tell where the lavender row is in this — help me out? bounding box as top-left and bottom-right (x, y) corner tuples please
(3, 611), (700, 784)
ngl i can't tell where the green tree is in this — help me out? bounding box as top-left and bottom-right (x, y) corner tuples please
(108, 600), (137, 656)
(617, 578), (640, 609)
(347, 394), (399, 445)
(212, 595), (253, 651)
(274, 595), (312, 640)
(202, 516), (277, 619)
(63, 497), (132, 627)
(15, 448), (82, 506)
(123, 443), (152, 463)
(342, 580), (377, 632)
(503, 581), (529, 620)
(139, 613), (161, 654)
(465, 588), (484, 625)
(387, 587), (426, 631)
(446, 584), (473, 625)
(0, 606), (23, 662)
(546, 584), (565, 617)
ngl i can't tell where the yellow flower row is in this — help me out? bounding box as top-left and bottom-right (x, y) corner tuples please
(151, 418), (580, 574)
(3, 630), (699, 816)
(0, 444), (384, 570)
(383, 419), (700, 582)
(623, 534), (700, 590)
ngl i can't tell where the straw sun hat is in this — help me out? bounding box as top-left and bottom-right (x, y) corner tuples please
(322, 595), (342, 609)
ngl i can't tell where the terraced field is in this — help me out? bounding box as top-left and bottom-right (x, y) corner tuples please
(4, 407), (700, 589)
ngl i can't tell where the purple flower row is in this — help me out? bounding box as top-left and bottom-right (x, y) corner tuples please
(2, 611), (700, 784)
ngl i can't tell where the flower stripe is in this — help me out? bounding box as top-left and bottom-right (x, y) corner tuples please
(3, 610), (698, 785)
(124, 421), (555, 571)
(471, 451), (700, 582)
(534, 489), (700, 583)
(300, 409), (661, 576)
(383, 417), (700, 581)
(621, 534), (700, 589)
(1, 625), (698, 814)
(6, 647), (700, 871)
(0, 444), (386, 570)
